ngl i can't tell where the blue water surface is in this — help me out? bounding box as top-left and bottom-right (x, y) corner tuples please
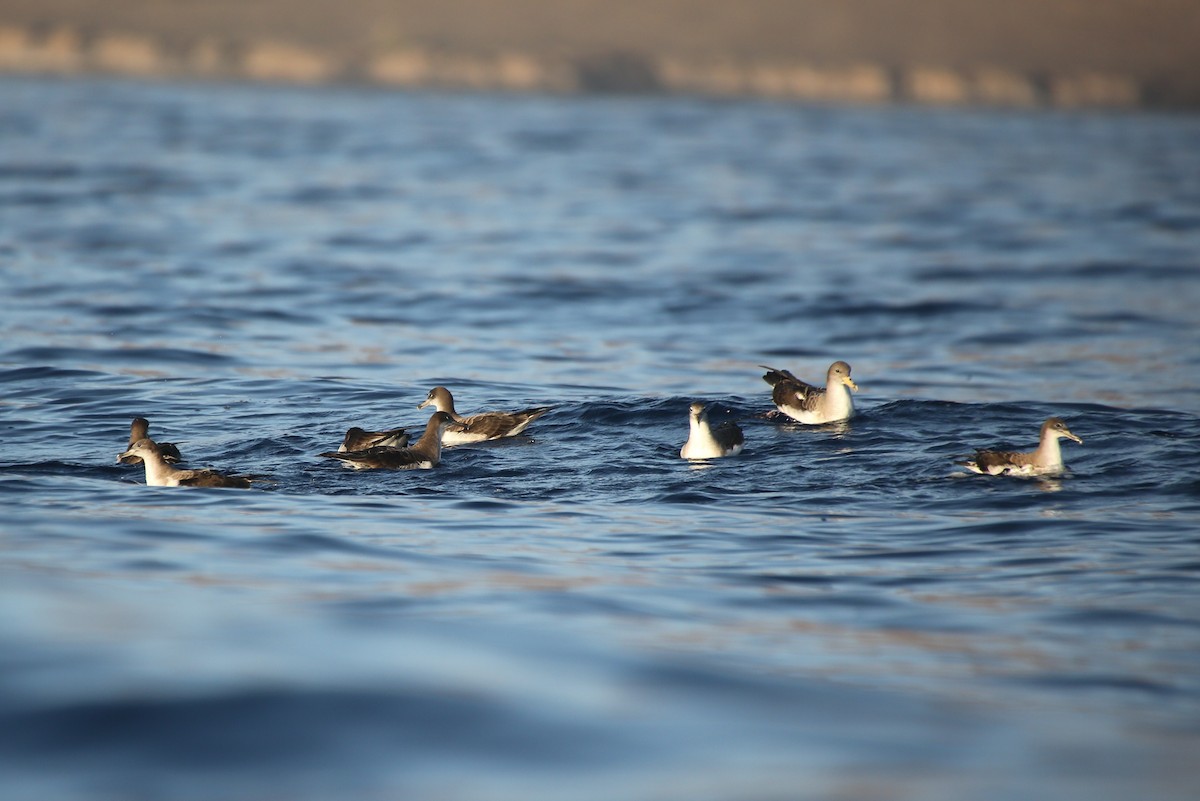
(1, 76), (1199, 801)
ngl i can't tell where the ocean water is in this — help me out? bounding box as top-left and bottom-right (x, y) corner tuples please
(1, 75), (1199, 800)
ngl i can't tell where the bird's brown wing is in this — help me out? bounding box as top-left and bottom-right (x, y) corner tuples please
(762, 366), (822, 409)
(320, 446), (429, 469)
(714, 422), (745, 451)
(341, 427), (407, 451)
(463, 407), (550, 439)
(178, 469), (251, 488)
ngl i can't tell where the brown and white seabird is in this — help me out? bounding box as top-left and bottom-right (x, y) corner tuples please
(417, 386), (550, 445)
(118, 417), (182, 464)
(761, 361), (858, 425)
(960, 417), (1083, 476)
(319, 411), (467, 470)
(680, 402), (745, 460)
(118, 438), (252, 488)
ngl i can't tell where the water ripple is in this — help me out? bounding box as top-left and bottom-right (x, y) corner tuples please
(1, 76), (1198, 801)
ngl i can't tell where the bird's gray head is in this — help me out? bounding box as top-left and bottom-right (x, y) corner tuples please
(829, 361), (858, 392)
(118, 437), (161, 463)
(418, 386), (452, 411)
(1043, 417), (1082, 444)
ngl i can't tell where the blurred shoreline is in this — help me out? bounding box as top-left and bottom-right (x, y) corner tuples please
(1, 1), (1197, 109)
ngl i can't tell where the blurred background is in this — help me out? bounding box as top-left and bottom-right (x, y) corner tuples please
(3, 3), (1199, 801)
(2, 0), (1199, 107)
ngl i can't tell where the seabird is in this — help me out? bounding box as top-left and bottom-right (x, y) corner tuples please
(118, 438), (252, 488)
(319, 411), (467, 470)
(337, 426), (408, 452)
(960, 417), (1083, 476)
(680, 402), (745, 459)
(118, 417), (182, 464)
(761, 361), (858, 424)
(417, 386), (551, 445)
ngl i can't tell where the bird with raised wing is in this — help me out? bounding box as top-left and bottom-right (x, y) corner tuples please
(761, 361), (858, 424)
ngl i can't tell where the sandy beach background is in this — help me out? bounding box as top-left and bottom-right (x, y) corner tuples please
(1, 0), (1197, 108)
